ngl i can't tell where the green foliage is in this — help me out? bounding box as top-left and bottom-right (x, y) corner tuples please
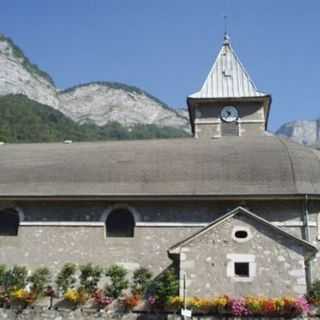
(0, 34), (55, 85)
(55, 263), (77, 294)
(3, 266), (28, 291)
(0, 265), (7, 287)
(79, 263), (102, 294)
(105, 265), (129, 298)
(308, 280), (320, 303)
(0, 95), (189, 143)
(28, 268), (51, 296)
(148, 267), (178, 305)
(131, 267), (153, 295)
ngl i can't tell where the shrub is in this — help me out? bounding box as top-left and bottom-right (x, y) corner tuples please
(55, 263), (77, 294)
(131, 267), (152, 295)
(3, 266), (28, 291)
(148, 267), (178, 306)
(28, 267), (51, 297)
(79, 263), (102, 294)
(308, 280), (320, 304)
(105, 265), (128, 298)
(0, 265), (7, 286)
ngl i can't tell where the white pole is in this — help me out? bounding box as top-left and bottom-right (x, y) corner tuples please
(183, 272), (186, 320)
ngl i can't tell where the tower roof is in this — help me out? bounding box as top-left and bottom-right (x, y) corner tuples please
(189, 34), (268, 99)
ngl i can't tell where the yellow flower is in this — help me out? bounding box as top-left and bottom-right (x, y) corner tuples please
(64, 288), (80, 304)
(11, 289), (29, 300)
(64, 288), (88, 305)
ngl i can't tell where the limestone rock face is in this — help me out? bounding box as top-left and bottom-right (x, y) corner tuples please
(0, 33), (189, 130)
(58, 83), (189, 128)
(276, 120), (320, 147)
(0, 34), (60, 108)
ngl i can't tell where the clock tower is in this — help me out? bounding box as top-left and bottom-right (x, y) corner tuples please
(187, 34), (271, 139)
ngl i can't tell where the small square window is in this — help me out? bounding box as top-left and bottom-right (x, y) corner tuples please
(234, 262), (249, 277)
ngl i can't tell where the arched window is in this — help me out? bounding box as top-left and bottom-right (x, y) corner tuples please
(106, 209), (135, 238)
(0, 208), (19, 236)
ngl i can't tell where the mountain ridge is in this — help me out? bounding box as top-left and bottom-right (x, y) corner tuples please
(0, 33), (189, 130)
(276, 119), (320, 149)
(0, 94), (189, 143)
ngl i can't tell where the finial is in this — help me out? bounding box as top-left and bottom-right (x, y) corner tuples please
(223, 16), (230, 45)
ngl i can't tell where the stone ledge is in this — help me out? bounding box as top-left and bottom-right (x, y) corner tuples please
(0, 308), (318, 320)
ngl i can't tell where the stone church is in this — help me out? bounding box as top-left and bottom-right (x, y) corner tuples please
(0, 34), (320, 298)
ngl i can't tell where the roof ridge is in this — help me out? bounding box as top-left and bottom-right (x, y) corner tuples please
(168, 206), (317, 255)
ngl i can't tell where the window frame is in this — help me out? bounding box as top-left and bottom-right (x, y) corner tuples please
(226, 254), (256, 282)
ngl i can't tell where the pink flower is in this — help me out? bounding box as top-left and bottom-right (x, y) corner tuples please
(148, 296), (156, 305)
(294, 297), (310, 315)
(231, 298), (249, 316)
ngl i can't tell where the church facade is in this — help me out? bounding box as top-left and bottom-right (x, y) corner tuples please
(0, 35), (320, 298)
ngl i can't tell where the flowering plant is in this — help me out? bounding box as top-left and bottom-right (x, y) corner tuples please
(230, 298), (249, 316)
(63, 288), (88, 305)
(92, 289), (113, 309)
(121, 294), (141, 311)
(0, 286), (10, 307)
(168, 295), (230, 313)
(167, 295), (309, 316)
(10, 288), (36, 305)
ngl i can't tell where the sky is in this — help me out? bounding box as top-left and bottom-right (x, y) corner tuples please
(1, 0), (319, 131)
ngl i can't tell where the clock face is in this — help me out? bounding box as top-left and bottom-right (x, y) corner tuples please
(221, 106), (239, 122)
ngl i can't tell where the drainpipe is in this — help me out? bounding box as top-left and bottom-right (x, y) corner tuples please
(303, 194), (312, 291)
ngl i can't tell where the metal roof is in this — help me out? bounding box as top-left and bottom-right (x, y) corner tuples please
(189, 35), (268, 99)
(0, 136), (320, 197)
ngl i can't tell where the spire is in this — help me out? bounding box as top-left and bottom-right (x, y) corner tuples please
(189, 35), (267, 99)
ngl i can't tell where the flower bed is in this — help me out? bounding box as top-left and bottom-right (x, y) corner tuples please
(167, 295), (310, 317)
(0, 262), (318, 317)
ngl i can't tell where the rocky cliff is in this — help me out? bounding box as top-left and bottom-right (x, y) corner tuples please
(58, 82), (188, 128)
(276, 119), (320, 148)
(0, 34), (60, 108)
(0, 33), (189, 130)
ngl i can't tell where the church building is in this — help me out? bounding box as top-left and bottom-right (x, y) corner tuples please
(0, 35), (320, 298)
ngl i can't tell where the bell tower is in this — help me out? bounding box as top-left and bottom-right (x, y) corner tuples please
(187, 34), (271, 139)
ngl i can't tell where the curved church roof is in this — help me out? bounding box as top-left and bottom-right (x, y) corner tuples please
(0, 135), (319, 198)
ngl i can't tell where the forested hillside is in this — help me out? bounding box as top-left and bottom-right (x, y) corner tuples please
(0, 95), (189, 143)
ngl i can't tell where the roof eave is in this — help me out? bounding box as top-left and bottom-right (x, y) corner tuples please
(2, 193), (320, 202)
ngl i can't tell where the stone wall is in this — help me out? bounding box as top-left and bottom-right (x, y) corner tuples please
(190, 100), (265, 138)
(0, 199), (320, 287)
(0, 309), (314, 320)
(177, 213), (309, 297)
